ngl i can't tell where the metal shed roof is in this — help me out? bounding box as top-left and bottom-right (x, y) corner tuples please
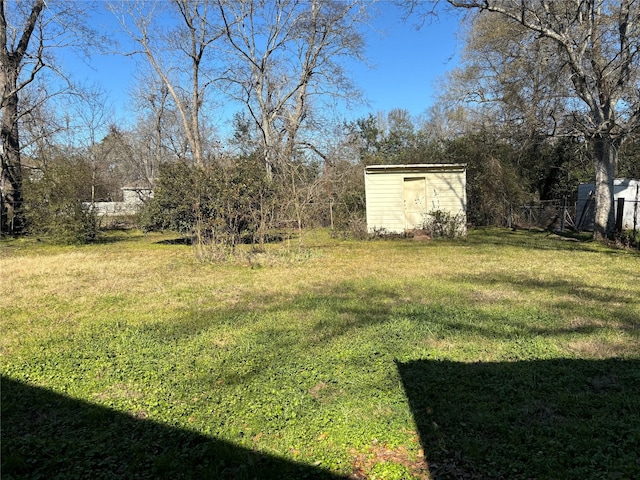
(365, 163), (467, 174)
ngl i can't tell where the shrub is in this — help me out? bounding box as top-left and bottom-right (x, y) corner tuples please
(141, 156), (275, 249)
(423, 209), (466, 239)
(23, 157), (99, 244)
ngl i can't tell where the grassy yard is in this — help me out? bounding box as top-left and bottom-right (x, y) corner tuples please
(1, 228), (639, 479)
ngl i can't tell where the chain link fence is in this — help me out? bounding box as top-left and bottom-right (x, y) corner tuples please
(507, 199), (576, 232)
(507, 197), (639, 239)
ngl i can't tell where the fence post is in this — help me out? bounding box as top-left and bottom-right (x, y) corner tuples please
(634, 185), (639, 240)
(615, 197), (625, 233)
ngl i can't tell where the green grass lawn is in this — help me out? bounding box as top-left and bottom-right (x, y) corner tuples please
(2, 228), (639, 479)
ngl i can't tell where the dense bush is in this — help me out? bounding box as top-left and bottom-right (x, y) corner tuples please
(328, 160), (367, 233)
(141, 156), (275, 246)
(23, 157), (99, 244)
(442, 134), (530, 226)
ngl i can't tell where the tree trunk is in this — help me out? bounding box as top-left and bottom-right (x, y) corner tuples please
(592, 136), (618, 239)
(0, 0), (45, 235)
(1, 67), (24, 234)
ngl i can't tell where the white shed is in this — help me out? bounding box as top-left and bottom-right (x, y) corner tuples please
(576, 179), (640, 231)
(365, 163), (467, 234)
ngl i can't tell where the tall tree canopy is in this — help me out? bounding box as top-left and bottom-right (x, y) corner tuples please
(446, 0), (640, 238)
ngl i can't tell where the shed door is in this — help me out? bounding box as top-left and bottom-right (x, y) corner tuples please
(403, 177), (426, 229)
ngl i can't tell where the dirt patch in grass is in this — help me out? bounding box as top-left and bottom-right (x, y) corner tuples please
(566, 338), (635, 358)
(308, 381), (329, 399)
(92, 383), (144, 403)
(470, 288), (519, 304)
(308, 380), (343, 403)
(566, 315), (633, 332)
(349, 441), (430, 480)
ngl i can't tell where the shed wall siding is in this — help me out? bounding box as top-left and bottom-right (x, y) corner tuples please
(365, 173), (406, 233)
(426, 172), (466, 213)
(365, 165), (467, 234)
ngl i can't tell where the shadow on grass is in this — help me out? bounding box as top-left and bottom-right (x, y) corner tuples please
(153, 233), (287, 247)
(397, 358), (640, 479)
(141, 281), (402, 343)
(135, 272), (638, 363)
(1, 376), (348, 480)
(155, 236), (193, 246)
(451, 271), (640, 335)
(459, 228), (613, 254)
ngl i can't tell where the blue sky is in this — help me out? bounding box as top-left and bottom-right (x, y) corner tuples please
(349, 3), (463, 118)
(63, 1), (463, 130)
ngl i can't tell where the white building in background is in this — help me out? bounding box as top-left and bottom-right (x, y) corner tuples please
(576, 179), (640, 231)
(84, 186), (153, 217)
(364, 164), (467, 234)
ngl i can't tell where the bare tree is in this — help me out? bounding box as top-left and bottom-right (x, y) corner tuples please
(1, 0), (101, 235)
(112, 0), (225, 167)
(445, 0), (640, 239)
(1, 0), (45, 234)
(65, 88), (117, 204)
(216, 0), (367, 179)
(127, 73), (189, 183)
